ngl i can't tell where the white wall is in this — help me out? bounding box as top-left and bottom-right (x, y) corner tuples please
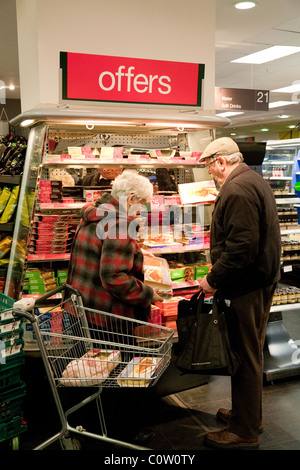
(16, 0), (216, 113)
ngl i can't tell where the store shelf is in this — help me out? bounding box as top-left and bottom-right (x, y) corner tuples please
(39, 202), (85, 211)
(270, 302), (300, 313)
(0, 175), (22, 185)
(44, 155), (201, 168)
(22, 293), (62, 300)
(276, 198), (299, 204)
(266, 160), (294, 165)
(145, 243), (210, 254)
(27, 253), (71, 262)
(268, 177), (292, 181)
(281, 229), (300, 235)
(0, 223), (15, 232)
(172, 280), (199, 289)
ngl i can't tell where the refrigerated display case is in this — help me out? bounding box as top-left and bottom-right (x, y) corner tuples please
(262, 139), (300, 382)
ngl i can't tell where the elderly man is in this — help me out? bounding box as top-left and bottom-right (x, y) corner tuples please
(198, 137), (281, 449)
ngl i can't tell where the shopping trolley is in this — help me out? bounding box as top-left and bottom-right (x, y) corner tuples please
(13, 284), (174, 450)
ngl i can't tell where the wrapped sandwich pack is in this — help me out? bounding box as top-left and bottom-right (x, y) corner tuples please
(60, 349), (121, 386)
(117, 356), (162, 387)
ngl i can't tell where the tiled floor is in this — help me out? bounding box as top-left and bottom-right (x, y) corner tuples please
(2, 309), (300, 453)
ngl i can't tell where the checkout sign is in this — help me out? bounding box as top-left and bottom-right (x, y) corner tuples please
(60, 52), (205, 106)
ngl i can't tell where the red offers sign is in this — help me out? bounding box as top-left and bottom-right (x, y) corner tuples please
(60, 52), (204, 106)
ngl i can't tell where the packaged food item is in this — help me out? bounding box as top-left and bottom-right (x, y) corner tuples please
(117, 357), (161, 387)
(0, 236), (12, 258)
(143, 255), (172, 291)
(60, 350), (121, 386)
(0, 185), (20, 223)
(0, 187), (11, 215)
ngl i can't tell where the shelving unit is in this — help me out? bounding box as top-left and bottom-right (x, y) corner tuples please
(263, 139), (300, 382)
(0, 175), (23, 288)
(4, 113), (220, 304)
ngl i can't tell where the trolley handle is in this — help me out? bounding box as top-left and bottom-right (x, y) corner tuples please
(12, 308), (37, 323)
(35, 283), (82, 305)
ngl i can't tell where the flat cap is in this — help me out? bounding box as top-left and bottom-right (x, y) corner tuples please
(199, 137), (240, 162)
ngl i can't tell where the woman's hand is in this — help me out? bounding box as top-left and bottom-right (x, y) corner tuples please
(151, 288), (164, 303)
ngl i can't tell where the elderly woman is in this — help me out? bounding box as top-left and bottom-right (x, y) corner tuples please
(67, 169), (162, 323)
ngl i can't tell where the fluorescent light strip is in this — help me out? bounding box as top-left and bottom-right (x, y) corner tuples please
(269, 101), (298, 108)
(272, 83), (300, 93)
(231, 46), (300, 64)
(216, 111), (244, 117)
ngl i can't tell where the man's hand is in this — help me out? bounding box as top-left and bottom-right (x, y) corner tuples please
(198, 275), (217, 295)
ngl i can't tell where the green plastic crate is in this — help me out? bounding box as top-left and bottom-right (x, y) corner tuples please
(0, 293), (14, 313)
(0, 415), (27, 445)
(0, 337), (24, 363)
(0, 356), (25, 390)
(0, 382), (26, 424)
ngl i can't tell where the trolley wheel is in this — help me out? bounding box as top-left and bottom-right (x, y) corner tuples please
(71, 438), (81, 450)
(11, 436), (19, 450)
(60, 436), (82, 450)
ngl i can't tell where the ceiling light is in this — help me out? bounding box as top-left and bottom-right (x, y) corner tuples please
(0, 84), (15, 91)
(288, 125), (296, 128)
(234, 1), (257, 9)
(216, 111), (244, 117)
(20, 119), (35, 127)
(272, 83), (300, 93)
(231, 46), (300, 64)
(269, 101), (298, 108)
(278, 115), (291, 119)
(260, 128), (269, 132)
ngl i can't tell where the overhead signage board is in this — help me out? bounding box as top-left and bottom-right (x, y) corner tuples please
(60, 52), (205, 107)
(215, 87), (269, 112)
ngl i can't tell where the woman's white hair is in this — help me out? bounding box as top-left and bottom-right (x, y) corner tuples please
(111, 169), (153, 202)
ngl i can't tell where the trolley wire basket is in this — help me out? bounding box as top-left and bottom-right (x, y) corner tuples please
(13, 284), (174, 450)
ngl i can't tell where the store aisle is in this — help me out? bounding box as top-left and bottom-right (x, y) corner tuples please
(2, 309), (300, 452)
(5, 360), (300, 452)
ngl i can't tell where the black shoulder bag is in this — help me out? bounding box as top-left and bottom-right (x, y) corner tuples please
(175, 291), (240, 376)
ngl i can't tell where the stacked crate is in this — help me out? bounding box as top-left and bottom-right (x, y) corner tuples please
(0, 293), (27, 449)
